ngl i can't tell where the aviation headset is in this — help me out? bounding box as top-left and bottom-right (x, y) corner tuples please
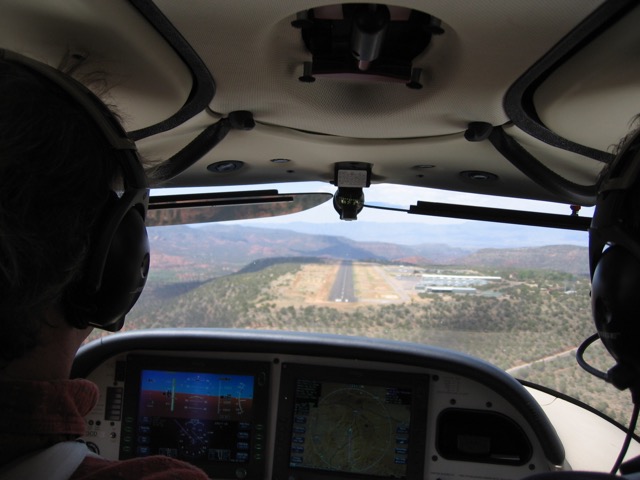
(0, 49), (150, 331)
(589, 126), (640, 391)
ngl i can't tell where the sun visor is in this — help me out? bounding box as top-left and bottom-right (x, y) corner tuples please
(0, 0), (209, 138)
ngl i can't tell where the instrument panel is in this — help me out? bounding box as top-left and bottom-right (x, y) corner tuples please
(73, 329), (565, 480)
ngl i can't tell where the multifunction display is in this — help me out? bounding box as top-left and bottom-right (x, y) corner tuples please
(121, 355), (269, 479)
(275, 364), (428, 480)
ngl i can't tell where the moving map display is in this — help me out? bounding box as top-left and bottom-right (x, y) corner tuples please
(276, 364), (429, 480)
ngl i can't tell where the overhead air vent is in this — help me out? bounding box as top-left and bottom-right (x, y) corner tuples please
(292, 3), (443, 87)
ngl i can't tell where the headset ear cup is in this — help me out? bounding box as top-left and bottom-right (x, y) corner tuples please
(92, 207), (150, 330)
(591, 246), (640, 377)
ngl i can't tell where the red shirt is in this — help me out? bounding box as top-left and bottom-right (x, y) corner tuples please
(0, 379), (209, 479)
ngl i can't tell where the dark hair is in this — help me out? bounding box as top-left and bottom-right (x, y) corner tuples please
(599, 117), (640, 237)
(0, 58), (123, 364)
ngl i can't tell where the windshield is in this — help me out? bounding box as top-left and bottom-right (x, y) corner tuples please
(90, 183), (630, 429)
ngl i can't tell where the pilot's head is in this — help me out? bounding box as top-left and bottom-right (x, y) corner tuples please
(0, 51), (149, 366)
(589, 124), (640, 391)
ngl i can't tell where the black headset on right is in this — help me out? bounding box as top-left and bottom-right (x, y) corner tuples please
(589, 127), (640, 393)
(0, 49), (150, 332)
(523, 129), (640, 480)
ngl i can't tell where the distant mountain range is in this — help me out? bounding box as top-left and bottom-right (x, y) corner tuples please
(243, 221), (588, 248)
(147, 222), (590, 276)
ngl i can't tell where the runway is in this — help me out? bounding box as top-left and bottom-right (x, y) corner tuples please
(328, 261), (356, 303)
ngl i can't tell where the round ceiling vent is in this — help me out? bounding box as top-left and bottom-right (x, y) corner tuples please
(459, 170), (499, 182)
(207, 160), (244, 173)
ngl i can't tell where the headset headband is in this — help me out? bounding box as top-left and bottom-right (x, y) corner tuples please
(589, 127), (640, 278)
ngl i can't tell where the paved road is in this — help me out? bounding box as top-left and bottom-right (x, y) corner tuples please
(329, 261), (356, 303)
